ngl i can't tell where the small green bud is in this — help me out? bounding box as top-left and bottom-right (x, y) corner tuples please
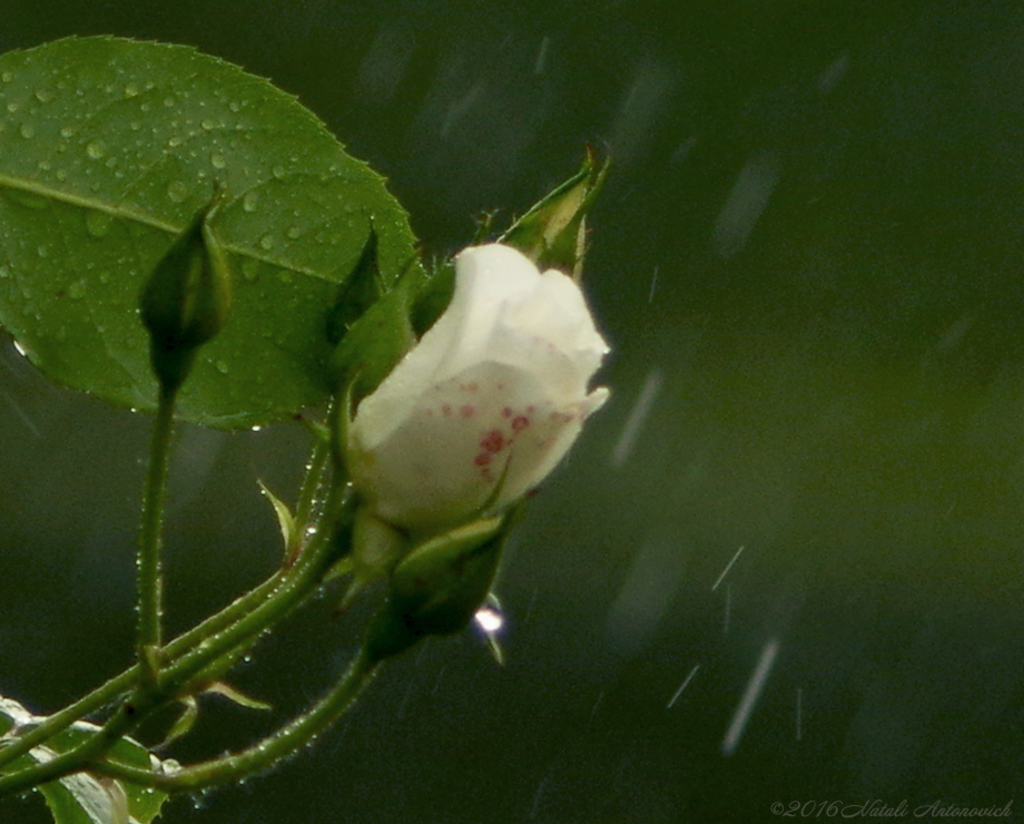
(499, 147), (609, 279)
(140, 187), (232, 392)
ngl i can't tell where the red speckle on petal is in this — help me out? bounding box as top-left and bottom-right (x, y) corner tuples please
(461, 405), (475, 418)
(441, 404), (453, 417)
(512, 415), (530, 432)
(497, 381), (506, 391)
(501, 406), (513, 418)
(480, 429), (504, 453)
(474, 453), (492, 467)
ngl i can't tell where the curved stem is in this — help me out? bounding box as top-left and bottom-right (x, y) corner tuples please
(94, 649), (379, 792)
(137, 384), (177, 676)
(0, 568), (278, 775)
(0, 488), (356, 796)
(294, 434), (330, 536)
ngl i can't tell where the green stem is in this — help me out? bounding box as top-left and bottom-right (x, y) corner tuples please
(288, 434), (331, 564)
(0, 694), (145, 797)
(0, 488), (355, 796)
(137, 384), (177, 675)
(94, 649), (379, 792)
(0, 568), (284, 775)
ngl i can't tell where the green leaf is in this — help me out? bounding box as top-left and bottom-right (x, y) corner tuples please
(1, 695), (169, 824)
(0, 36), (421, 429)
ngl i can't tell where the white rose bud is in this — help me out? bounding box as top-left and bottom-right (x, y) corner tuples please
(346, 243), (610, 536)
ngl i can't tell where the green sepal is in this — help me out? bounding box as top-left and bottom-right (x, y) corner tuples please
(366, 512), (514, 661)
(327, 275), (416, 407)
(409, 258), (455, 338)
(499, 148), (609, 278)
(325, 226), (384, 346)
(139, 186), (233, 393)
(161, 695), (199, 748)
(203, 680), (273, 711)
(258, 479), (297, 557)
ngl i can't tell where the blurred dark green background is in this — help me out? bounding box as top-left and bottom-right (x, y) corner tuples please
(2, 1), (1023, 822)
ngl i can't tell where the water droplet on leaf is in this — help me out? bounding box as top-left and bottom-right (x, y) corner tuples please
(242, 191), (259, 212)
(167, 181), (188, 203)
(86, 140), (105, 159)
(85, 211), (113, 238)
(19, 123), (34, 139)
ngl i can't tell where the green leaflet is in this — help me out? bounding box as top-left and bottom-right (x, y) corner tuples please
(0, 36), (421, 429)
(1, 696), (168, 824)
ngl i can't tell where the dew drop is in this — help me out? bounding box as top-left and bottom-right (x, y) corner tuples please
(215, 360), (229, 374)
(0, 265), (9, 279)
(36, 245), (49, 258)
(272, 165), (286, 180)
(277, 271), (293, 284)
(37, 159), (51, 171)
(34, 88), (54, 103)
(124, 82), (140, 98)
(19, 123), (34, 139)
(167, 181), (189, 203)
(167, 135), (185, 148)
(60, 126), (75, 138)
(242, 191), (259, 212)
(1, 71), (13, 83)
(86, 140), (106, 159)
(163, 96), (175, 107)
(210, 151), (226, 169)
(12, 339), (28, 357)
(85, 211), (113, 238)
(241, 259), (260, 282)
(99, 272), (111, 284)
(55, 170), (67, 181)
(286, 226), (303, 240)
(68, 280), (86, 299)
(130, 120), (142, 131)
(260, 234), (274, 251)
(228, 101), (241, 112)
(200, 118), (217, 130)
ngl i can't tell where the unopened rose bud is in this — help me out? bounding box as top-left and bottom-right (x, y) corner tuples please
(140, 189), (232, 393)
(345, 242), (610, 537)
(500, 148), (608, 278)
